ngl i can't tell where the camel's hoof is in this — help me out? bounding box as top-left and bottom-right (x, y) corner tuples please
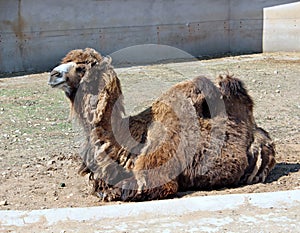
(97, 188), (122, 202)
(96, 191), (108, 201)
(119, 178), (140, 201)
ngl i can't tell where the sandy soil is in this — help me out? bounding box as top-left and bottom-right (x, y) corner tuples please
(0, 52), (299, 211)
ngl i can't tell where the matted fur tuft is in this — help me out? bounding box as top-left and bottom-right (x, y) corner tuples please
(62, 48), (103, 65)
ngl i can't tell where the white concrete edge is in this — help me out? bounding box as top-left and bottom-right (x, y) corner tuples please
(1, 190), (300, 227)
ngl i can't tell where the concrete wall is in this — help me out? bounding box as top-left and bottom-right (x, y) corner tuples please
(0, 0), (299, 74)
(263, 2), (300, 52)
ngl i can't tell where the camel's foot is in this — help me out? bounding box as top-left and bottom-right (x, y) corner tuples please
(96, 187), (122, 202)
(95, 177), (139, 202)
(94, 177), (179, 202)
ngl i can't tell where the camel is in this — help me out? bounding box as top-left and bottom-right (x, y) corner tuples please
(48, 48), (276, 201)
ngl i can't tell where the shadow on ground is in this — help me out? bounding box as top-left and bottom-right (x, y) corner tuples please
(176, 162), (300, 198)
(265, 162), (300, 183)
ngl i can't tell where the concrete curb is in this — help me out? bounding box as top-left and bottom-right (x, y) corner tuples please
(1, 190), (300, 232)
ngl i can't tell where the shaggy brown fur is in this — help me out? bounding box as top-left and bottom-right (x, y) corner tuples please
(48, 48), (276, 201)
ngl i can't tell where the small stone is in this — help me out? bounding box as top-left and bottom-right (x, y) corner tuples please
(47, 160), (56, 166)
(274, 70), (279, 74)
(275, 89), (280, 93)
(0, 200), (8, 206)
(14, 129), (21, 134)
(22, 164), (30, 169)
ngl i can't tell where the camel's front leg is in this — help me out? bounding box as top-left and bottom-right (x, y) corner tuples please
(93, 178), (122, 202)
(98, 176), (178, 202)
(93, 177), (135, 202)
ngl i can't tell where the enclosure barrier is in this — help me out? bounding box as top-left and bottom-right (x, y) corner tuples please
(0, 0), (299, 73)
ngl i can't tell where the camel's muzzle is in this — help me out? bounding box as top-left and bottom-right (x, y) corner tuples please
(48, 62), (76, 88)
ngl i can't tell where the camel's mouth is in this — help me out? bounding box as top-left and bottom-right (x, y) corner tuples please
(49, 82), (64, 88)
(48, 73), (66, 88)
(48, 75), (72, 97)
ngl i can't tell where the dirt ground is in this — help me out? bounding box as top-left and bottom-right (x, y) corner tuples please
(0, 52), (299, 211)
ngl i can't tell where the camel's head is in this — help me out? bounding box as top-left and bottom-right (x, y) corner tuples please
(48, 48), (102, 101)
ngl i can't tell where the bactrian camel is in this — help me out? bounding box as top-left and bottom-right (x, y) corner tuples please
(48, 48), (276, 201)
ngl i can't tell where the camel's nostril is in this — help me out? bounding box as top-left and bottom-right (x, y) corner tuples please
(50, 70), (62, 77)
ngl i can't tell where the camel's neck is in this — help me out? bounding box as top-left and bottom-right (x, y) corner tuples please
(92, 72), (125, 143)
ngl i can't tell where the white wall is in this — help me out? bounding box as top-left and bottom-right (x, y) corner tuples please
(263, 2), (300, 52)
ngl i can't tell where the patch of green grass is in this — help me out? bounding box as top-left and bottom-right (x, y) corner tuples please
(0, 79), (73, 146)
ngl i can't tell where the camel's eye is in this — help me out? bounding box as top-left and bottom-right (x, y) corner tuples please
(76, 66), (85, 73)
(90, 61), (97, 67)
